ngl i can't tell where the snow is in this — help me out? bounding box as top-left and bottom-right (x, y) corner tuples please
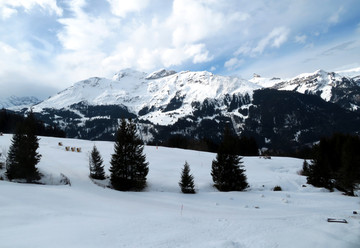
(0, 133), (359, 247)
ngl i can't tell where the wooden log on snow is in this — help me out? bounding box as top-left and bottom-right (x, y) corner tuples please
(327, 218), (347, 223)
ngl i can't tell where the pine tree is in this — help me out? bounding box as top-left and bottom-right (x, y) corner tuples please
(89, 145), (105, 180)
(179, 161), (195, 194)
(109, 119), (149, 191)
(6, 111), (41, 182)
(336, 137), (360, 195)
(211, 127), (248, 191)
(306, 144), (333, 189)
(302, 159), (310, 176)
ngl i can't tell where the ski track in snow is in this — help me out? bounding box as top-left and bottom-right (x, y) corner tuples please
(0, 134), (359, 248)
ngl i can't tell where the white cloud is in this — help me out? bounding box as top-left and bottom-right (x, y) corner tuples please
(1, 6), (17, 19)
(167, 0), (247, 47)
(0, 0), (62, 17)
(295, 34), (307, 44)
(236, 27), (290, 57)
(185, 44), (213, 64)
(107, 0), (149, 18)
(254, 27), (290, 54)
(328, 6), (344, 24)
(224, 57), (244, 71)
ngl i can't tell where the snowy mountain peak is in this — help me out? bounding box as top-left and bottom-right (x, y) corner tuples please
(112, 68), (147, 81)
(33, 69), (260, 125)
(146, 68), (177, 80)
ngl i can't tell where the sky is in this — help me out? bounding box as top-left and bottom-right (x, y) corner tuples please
(0, 0), (359, 99)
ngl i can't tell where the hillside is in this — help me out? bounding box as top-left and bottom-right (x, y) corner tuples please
(0, 134), (359, 247)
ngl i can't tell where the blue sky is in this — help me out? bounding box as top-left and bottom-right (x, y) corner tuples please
(0, 0), (359, 99)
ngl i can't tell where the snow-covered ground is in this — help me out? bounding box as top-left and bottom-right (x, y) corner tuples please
(0, 134), (359, 248)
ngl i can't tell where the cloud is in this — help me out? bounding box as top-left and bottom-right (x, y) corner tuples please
(320, 40), (356, 56)
(328, 6), (344, 24)
(224, 57), (244, 71)
(107, 0), (149, 18)
(1, 6), (17, 19)
(295, 34), (307, 44)
(236, 27), (290, 57)
(167, 0), (248, 47)
(254, 27), (290, 53)
(0, 0), (62, 18)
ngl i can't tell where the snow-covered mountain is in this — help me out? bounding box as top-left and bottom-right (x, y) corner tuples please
(0, 96), (40, 110)
(33, 69), (260, 126)
(250, 68), (360, 111)
(27, 67), (360, 151)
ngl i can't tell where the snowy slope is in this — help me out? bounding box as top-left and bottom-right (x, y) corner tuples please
(32, 69), (260, 125)
(0, 134), (359, 248)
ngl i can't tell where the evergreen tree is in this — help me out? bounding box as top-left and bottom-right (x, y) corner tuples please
(336, 137), (360, 195)
(89, 145), (105, 180)
(302, 159), (310, 176)
(211, 127), (248, 191)
(306, 133), (360, 194)
(179, 161), (195, 194)
(109, 119), (149, 191)
(6, 111), (41, 182)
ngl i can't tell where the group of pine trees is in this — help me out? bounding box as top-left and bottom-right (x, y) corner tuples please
(3, 111), (249, 193)
(89, 121), (249, 193)
(89, 119), (149, 191)
(303, 133), (360, 195)
(178, 126), (249, 193)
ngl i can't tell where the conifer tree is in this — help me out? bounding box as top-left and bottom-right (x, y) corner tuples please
(336, 137), (360, 195)
(109, 119), (148, 191)
(211, 127), (248, 191)
(179, 161), (195, 194)
(89, 145), (105, 180)
(6, 111), (41, 182)
(306, 144), (333, 189)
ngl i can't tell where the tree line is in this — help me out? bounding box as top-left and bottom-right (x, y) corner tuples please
(0, 109), (65, 138)
(302, 133), (360, 195)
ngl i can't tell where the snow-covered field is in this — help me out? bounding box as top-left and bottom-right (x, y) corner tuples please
(0, 134), (359, 248)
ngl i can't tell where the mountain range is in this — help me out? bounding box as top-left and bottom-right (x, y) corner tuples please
(12, 67), (360, 152)
(0, 96), (41, 111)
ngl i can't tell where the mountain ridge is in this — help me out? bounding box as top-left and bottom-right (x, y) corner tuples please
(10, 67), (360, 152)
